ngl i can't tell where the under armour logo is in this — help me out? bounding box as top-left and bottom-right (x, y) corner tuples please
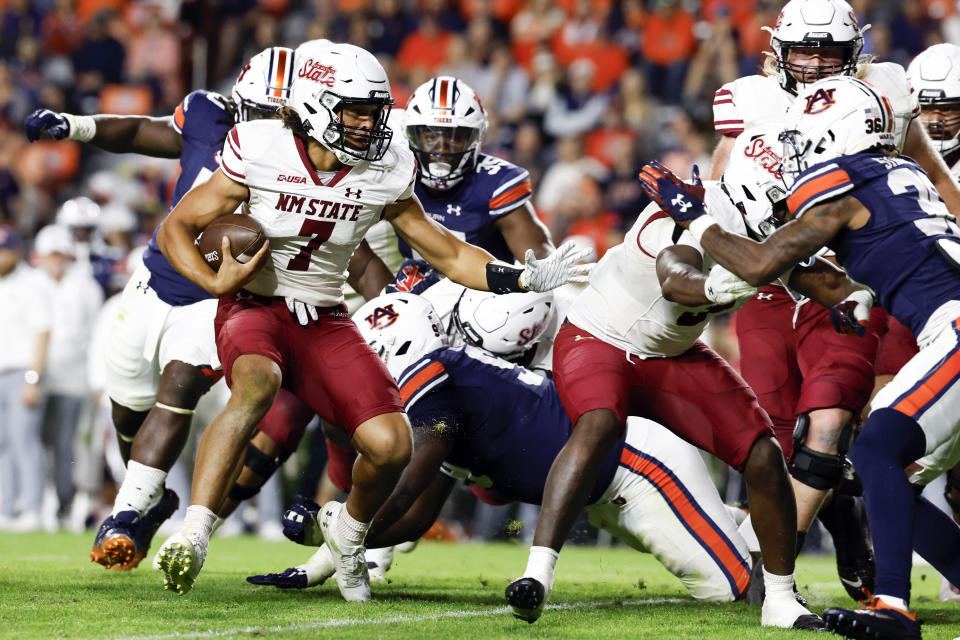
(574, 335), (595, 341)
(671, 194), (691, 212)
(136, 280), (149, 294)
(447, 204), (461, 216)
(344, 188), (362, 199)
(757, 292), (774, 300)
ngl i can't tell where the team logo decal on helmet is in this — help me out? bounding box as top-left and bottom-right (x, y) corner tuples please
(804, 87), (838, 114)
(365, 304), (399, 330)
(353, 293), (448, 380)
(233, 47), (296, 122)
(721, 125), (790, 240)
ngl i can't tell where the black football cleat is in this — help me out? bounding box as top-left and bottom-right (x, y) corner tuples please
(506, 577), (547, 623)
(793, 614), (829, 632)
(824, 598), (922, 640)
(818, 494), (876, 603)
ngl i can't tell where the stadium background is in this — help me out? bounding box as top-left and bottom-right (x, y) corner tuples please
(0, 0), (954, 541)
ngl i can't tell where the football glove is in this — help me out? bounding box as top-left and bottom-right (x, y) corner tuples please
(246, 545), (336, 589)
(638, 161), (706, 223)
(282, 494), (324, 546)
(285, 297), (320, 326)
(24, 109), (71, 142)
(385, 259), (442, 295)
(519, 240), (594, 292)
(830, 290), (873, 337)
(704, 264), (757, 305)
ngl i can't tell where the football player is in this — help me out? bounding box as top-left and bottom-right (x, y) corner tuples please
(643, 75), (960, 640)
(707, 0), (959, 601)
(250, 292), (754, 604)
(153, 41), (590, 600)
(23, 47), (344, 571)
(507, 123), (881, 629)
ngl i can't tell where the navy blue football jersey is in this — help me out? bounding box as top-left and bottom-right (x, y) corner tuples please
(141, 90), (234, 305)
(787, 153), (960, 337)
(402, 153), (532, 263)
(397, 344), (623, 505)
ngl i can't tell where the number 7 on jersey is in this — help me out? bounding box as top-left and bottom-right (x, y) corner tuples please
(287, 219), (335, 271)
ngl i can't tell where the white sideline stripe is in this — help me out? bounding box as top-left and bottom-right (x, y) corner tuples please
(118, 596), (685, 639)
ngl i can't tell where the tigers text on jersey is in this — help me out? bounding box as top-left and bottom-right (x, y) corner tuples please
(714, 63), (920, 149)
(397, 344), (623, 505)
(788, 153), (960, 343)
(568, 184), (750, 359)
(142, 90), (232, 305)
(403, 153), (532, 263)
(219, 118), (416, 306)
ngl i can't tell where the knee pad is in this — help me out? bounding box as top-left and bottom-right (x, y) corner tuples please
(946, 469), (960, 516)
(788, 413), (853, 490)
(227, 437), (292, 501)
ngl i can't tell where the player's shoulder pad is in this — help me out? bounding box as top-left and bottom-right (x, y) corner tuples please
(474, 153), (532, 215)
(704, 182), (748, 236)
(395, 348), (452, 408)
(228, 119), (287, 165)
(368, 113), (417, 201)
(714, 75), (778, 137)
(174, 90), (232, 137)
(863, 62), (919, 118)
(628, 200), (686, 261)
(785, 156), (869, 217)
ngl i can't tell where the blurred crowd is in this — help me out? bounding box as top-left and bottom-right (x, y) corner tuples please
(0, 0), (955, 540)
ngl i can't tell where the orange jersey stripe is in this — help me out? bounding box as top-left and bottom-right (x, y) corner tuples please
(489, 180), (532, 210)
(893, 318), (960, 416)
(620, 448), (750, 594)
(173, 101), (186, 130)
(786, 169), (851, 214)
(399, 361), (446, 404)
(272, 49), (288, 98)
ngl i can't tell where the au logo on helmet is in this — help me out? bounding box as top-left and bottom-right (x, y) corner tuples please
(366, 304), (399, 330)
(804, 87), (837, 114)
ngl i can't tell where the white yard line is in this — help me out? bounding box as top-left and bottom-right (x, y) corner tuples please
(118, 596), (685, 639)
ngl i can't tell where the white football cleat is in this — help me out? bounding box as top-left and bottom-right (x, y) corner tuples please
(319, 501), (370, 602)
(366, 546), (394, 581)
(941, 575), (960, 603)
(395, 539), (418, 553)
(153, 527), (209, 595)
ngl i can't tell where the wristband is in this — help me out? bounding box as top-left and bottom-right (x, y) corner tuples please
(688, 216), (718, 244)
(62, 113), (96, 142)
(485, 261), (525, 294)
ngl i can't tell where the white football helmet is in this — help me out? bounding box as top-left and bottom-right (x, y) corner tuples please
(764, 0), (868, 92)
(353, 293), (448, 380)
(405, 76), (488, 191)
(721, 125), (790, 239)
(233, 46), (296, 122)
(907, 43), (960, 156)
(56, 196), (100, 228)
(289, 41), (394, 165)
(780, 76), (896, 186)
(452, 289), (554, 362)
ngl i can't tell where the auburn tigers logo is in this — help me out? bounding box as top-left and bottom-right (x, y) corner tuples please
(394, 265), (424, 293)
(804, 88), (837, 115)
(365, 304), (399, 329)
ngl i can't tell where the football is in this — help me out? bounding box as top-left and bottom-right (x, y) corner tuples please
(196, 214), (266, 271)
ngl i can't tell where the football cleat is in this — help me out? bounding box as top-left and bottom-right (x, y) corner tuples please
(319, 501), (370, 602)
(153, 526), (208, 596)
(824, 598), (922, 639)
(366, 546), (394, 581)
(940, 576), (960, 603)
(506, 577), (549, 624)
(819, 494), (876, 603)
(90, 489), (181, 570)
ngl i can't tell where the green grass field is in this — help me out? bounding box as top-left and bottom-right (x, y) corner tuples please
(2, 532), (958, 639)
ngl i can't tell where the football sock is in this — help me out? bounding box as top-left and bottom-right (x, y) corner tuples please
(523, 546), (559, 589)
(111, 460), (167, 516)
(913, 495), (960, 586)
(737, 514), (761, 554)
(848, 408), (926, 602)
(335, 506), (369, 547)
(761, 568), (810, 627)
(877, 595), (909, 611)
(183, 505), (217, 542)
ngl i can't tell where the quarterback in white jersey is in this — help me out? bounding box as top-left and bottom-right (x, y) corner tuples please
(153, 42), (590, 600)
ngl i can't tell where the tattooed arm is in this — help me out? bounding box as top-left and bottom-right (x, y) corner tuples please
(698, 195), (866, 286)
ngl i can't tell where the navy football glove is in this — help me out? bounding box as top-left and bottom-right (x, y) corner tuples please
(282, 494), (324, 546)
(385, 259), (442, 295)
(246, 567), (312, 589)
(24, 109), (70, 142)
(829, 290), (873, 337)
(638, 161), (706, 223)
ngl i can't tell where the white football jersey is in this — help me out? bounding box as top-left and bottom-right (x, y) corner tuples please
(713, 63), (920, 150)
(220, 115), (415, 306)
(567, 184), (755, 359)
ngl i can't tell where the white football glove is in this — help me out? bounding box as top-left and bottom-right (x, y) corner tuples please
(518, 240), (594, 292)
(285, 297), (319, 326)
(703, 264), (757, 305)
